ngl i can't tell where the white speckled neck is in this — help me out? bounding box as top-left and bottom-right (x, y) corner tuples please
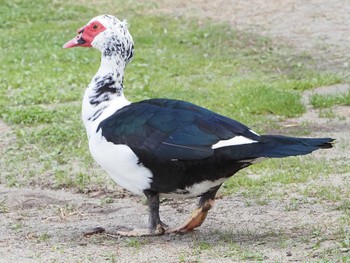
(81, 14), (134, 138)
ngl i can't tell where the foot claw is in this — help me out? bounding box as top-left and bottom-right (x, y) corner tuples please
(116, 224), (166, 237)
(83, 226), (106, 237)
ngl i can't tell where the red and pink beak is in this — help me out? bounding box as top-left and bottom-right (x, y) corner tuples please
(63, 27), (88, 48)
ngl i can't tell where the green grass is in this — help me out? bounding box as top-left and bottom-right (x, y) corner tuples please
(222, 157), (350, 196)
(310, 92), (350, 109)
(0, 0), (347, 193)
(125, 238), (143, 249)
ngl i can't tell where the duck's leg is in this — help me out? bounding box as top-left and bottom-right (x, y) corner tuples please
(168, 185), (221, 234)
(116, 190), (166, 236)
(145, 190), (168, 232)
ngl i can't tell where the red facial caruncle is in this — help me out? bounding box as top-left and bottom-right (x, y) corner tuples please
(63, 21), (107, 48)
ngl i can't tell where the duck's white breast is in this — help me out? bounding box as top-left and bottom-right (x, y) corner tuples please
(89, 129), (153, 195)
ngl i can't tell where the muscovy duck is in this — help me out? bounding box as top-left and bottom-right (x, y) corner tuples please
(63, 15), (334, 236)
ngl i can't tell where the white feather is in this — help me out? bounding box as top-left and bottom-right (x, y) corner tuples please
(160, 178), (227, 198)
(212, 136), (257, 149)
(249, 129), (260, 137)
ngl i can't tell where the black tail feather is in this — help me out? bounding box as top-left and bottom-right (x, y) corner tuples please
(258, 135), (334, 158)
(220, 135), (334, 161)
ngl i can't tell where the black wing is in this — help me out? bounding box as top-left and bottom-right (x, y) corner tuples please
(97, 98), (261, 160)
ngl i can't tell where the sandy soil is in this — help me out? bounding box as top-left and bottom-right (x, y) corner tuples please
(0, 177), (349, 263)
(1, 1), (350, 262)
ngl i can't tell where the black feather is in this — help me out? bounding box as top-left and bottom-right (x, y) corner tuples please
(97, 98), (258, 160)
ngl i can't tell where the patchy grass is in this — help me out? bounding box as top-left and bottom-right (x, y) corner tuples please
(310, 92), (350, 109)
(222, 157), (350, 201)
(125, 238), (143, 249)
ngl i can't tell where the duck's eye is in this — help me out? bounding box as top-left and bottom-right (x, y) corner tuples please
(92, 24), (98, 30)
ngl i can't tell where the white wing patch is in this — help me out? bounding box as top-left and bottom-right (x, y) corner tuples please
(212, 135), (257, 149)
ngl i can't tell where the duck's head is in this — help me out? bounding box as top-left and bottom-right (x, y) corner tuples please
(63, 15), (134, 63)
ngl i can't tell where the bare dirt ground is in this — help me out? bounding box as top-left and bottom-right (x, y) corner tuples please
(154, 0), (350, 74)
(1, 1), (350, 262)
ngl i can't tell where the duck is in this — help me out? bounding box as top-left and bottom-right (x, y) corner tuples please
(63, 14), (334, 236)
